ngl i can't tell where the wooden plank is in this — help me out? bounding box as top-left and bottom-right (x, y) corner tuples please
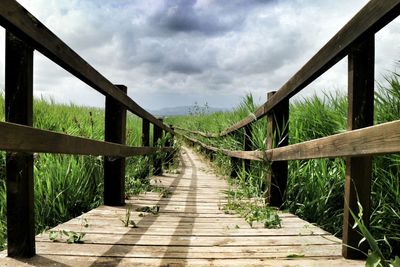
(35, 234), (339, 246)
(104, 85), (127, 206)
(217, 0), (400, 136)
(0, 0), (173, 133)
(34, 242), (344, 258)
(5, 31), (35, 258)
(0, 121), (173, 156)
(0, 254), (364, 267)
(0, 146), (363, 266)
(342, 35), (375, 259)
(3, 255), (365, 267)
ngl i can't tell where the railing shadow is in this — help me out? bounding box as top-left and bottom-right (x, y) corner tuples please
(159, 146), (197, 265)
(88, 150), (188, 266)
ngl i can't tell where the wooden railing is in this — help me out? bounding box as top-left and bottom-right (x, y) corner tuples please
(0, 0), (175, 258)
(176, 0), (400, 260)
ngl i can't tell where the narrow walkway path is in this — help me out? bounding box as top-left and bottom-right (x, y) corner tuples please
(0, 146), (363, 266)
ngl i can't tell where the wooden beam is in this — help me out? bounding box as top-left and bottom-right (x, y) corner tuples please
(0, 0), (173, 134)
(5, 31), (35, 258)
(342, 35), (375, 259)
(217, 0), (400, 137)
(181, 119), (400, 162)
(265, 120), (400, 161)
(0, 121), (173, 156)
(142, 119), (150, 147)
(104, 85), (127, 206)
(174, 126), (218, 138)
(265, 92), (275, 204)
(153, 119), (163, 176)
(267, 93), (289, 207)
(243, 124), (252, 174)
(165, 125), (175, 167)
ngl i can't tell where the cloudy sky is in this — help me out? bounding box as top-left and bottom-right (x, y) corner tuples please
(0, 0), (400, 110)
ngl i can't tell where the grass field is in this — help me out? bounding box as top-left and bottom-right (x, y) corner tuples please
(0, 94), (173, 250)
(166, 72), (400, 259)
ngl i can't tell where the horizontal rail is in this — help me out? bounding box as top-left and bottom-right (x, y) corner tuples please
(179, 0), (400, 138)
(0, 121), (174, 157)
(174, 126), (218, 138)
(182, 134), (262, 161)
(0, 0), (173, 134)
(181, 120), (400, 161)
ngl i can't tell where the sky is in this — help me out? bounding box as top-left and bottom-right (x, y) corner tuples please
(0, 0), (400, 111)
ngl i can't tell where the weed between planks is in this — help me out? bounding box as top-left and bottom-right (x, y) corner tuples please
(47, 218), (89, 244)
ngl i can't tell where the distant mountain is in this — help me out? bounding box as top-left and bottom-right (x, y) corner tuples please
(148, 106), (227, 117)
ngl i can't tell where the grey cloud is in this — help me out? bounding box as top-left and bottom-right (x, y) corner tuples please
(167, 61), (203, 74)
(10, 0), (383, 111)
(148, 0), (246, 35)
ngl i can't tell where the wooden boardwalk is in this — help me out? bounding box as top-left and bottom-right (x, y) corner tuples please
(0, 147), (363, 266)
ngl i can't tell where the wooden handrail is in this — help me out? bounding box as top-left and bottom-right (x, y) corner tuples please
(0, 0), (173, 134)
(174, 126), (219, 138)
(0, 121), (174, 156)
(180, 119), (400, 161)
(0, 1), (177, 257)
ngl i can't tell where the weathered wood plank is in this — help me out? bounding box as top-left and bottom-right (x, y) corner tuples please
(0, 254), (364, 267)
(0, 0), (173, 133)
(34, 242), (344, 258)
(266, 120), (400, 160)
(0, 146), (362, 266)
(0, 121), (173, 156)
(183, 120), (400, 161)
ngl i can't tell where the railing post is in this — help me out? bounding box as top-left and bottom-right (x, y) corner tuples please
(104, 84), (127, 206)
(141, 119), (150, 147)
(5, 31), (35, 258)
(342, 35), (374, 259)
(153, 118), (163, 175)
(165, 125), (175, 167)
(266, 91), (289, 207)
(243, 124), (252, 174)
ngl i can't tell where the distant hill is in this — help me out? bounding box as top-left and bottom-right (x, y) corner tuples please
(148, 106), (227, 117)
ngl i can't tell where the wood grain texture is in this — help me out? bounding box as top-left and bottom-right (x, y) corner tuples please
(182, 119), (400, 162)
(0, 147), (363, 266)
(0, 121), (173, 156)
(104, 85), (127, 206)
(267, 93), (289, 207)
(0, 0), (173, 133)
(342, 36), (374, 259)
(5, 31), (35, 258)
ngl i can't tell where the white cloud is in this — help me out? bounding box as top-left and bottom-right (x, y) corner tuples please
(1, 0), (398, 110)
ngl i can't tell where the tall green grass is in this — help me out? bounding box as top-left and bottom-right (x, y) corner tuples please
(167, 72), (400, 258)
(0, 94), (166, 250)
